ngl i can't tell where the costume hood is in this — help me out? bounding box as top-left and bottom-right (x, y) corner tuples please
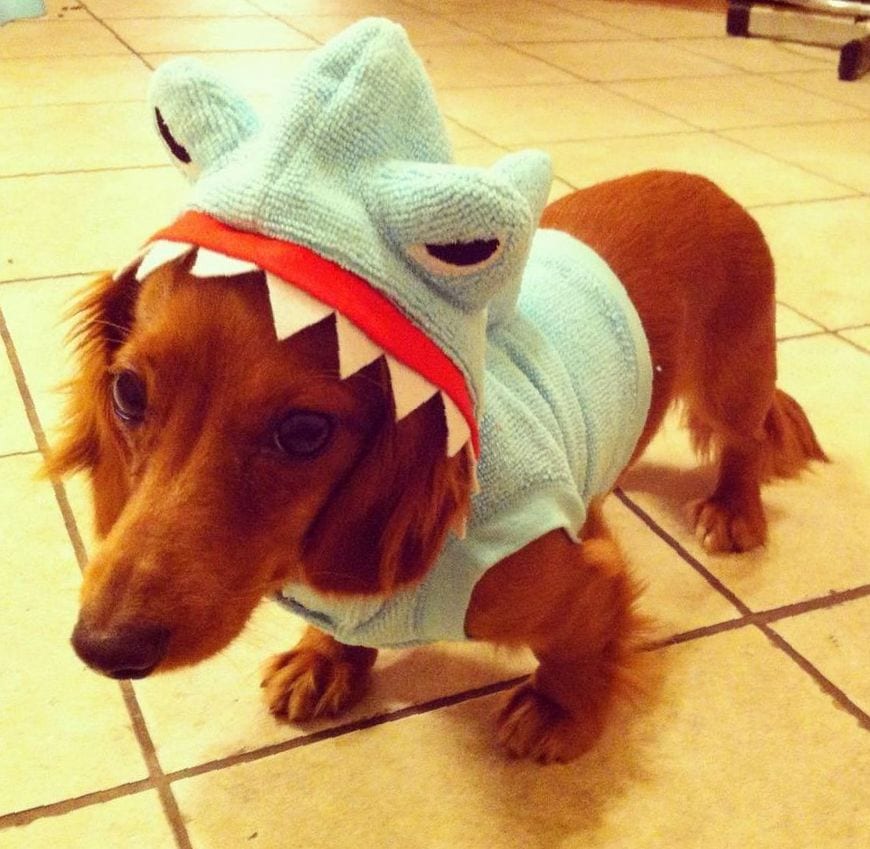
(116, 17), (553, 462)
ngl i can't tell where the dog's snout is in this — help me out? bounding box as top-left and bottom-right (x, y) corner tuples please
(71, 619), (170, 680)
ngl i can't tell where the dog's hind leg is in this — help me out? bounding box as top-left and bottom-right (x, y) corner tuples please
(682, 248), (826, 552)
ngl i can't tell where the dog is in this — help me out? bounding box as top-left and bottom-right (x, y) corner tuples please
(49, 166), (826, 763)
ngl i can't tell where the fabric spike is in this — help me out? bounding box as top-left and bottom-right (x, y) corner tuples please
(442, 391), (471, 457)
(386, 355), (440, 421)
(335, 313), (384, 379)
(265, 272), (334, 340)
(135, 240), (195, 281)
(190, 248), (260, 278)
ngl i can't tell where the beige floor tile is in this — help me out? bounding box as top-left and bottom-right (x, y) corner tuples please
(722, 120), (870, 194)
(574, 0), (727, 39)
(173, 628), (870, 849)
(85, 0), (261, 17)
(0, 168), (186, 283)
(774, 69), (870, 112)
(145, 51), (315, 104)
(609, 74), (866, 129)
(0, 454), (147, 814)
(517, 39), (736, 81)
(105, 16), (316, 53)
(775, 302), (825, 339)
(548, 177), (575, 202)
(838, 325), (870, 351)
(0, 275), (87, 441)
(444, 119), (488, 150)
(445, 4), (636, 42)
(0, 55), (151, 107)
(673, 35), (833, 73)
(0, 792), (177, 849)
(544, 132), (852, 207)
(453, 141), (509, 168)
(417, 43), (575, 89)
(0, 343), (36, 456)
(0, 19), (128, 57)
(753, 197), (870, 328)
(772, 596), (870, 715)
(254, 0), (420, 15)
(285, 12), (487, 45)
(439, 83), (691, 146)
(0, 102), (166, 176)
(622, 335), (869, 611)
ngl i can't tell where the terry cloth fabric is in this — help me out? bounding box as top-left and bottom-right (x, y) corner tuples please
(278, 229), (651, 648)
(1, 0), (45, 24)
(124, 17), (652, 649)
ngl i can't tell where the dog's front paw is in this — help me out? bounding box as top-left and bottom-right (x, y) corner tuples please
(260, 647), (372, 722)
(497, 682), (603, 764)
(689, 498), (767, 552)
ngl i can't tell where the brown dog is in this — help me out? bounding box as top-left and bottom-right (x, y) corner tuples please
(50, 171), (826, 762)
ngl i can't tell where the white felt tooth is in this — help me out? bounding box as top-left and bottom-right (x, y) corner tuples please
(113, 246), (149, 281)
(190, 248), (260, 278)
(335, 313), (384, 379)
(386, 356), (439, 422)
(134, 240), (195, 282)
(265, 273), (334, 340)
(452, 510), (468, 540)
(442, 392), (471, 458)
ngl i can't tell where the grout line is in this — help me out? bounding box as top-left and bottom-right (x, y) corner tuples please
(118, 683), (195, 849)
(833, 331), (870, 355)
(776, 329), (831, 343)
(0, 309), (193, 849)
(712, 130), (865, 196)
(0, 448), (41, 460)
(615, 490), (870, 729)
(1, 163), (167, 181)
(746, 192), (862, 211)
(76, 2), (154, 72)
(0, 271), (105, 288)
(164, 675), (529, 785)
(0, 780), (154, 831)
(614, 489), (753, 615)
(760, 624), (870, 731)
(775, 300), (832, 333)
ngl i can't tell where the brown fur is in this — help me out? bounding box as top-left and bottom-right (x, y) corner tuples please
(49, 171), (825, 762)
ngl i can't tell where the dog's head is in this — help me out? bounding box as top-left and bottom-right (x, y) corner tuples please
(51, 258), (473, 677)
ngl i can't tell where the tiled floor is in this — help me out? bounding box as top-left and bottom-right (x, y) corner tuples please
(1, 1), (868, 847)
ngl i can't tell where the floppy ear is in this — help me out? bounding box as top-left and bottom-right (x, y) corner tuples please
(44, 273), (138, 537)
(301, 379), (472, 596)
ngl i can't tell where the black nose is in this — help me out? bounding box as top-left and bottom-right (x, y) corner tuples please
(71, 619), (170, 679)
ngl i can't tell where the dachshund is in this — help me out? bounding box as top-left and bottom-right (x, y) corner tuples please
(49, 171), (826, 762)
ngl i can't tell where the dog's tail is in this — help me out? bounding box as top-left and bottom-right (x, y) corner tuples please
(758, 388), (828, 481)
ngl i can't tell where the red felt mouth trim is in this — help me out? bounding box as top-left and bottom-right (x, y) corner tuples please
(149, 211), (479, 456)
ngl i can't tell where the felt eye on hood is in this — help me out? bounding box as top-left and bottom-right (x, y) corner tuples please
(407, 237), (504, 277)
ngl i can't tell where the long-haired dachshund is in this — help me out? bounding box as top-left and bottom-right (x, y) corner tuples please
(49, 167), (826, 763)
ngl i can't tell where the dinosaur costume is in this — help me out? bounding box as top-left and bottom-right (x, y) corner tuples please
(120, 18), (652, 649)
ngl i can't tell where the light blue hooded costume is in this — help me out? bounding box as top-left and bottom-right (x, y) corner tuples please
(125, 19), (652, 649)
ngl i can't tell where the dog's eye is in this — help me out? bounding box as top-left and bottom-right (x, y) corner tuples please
(111, 370), (147, 424)
(273, 411), (334, 458)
